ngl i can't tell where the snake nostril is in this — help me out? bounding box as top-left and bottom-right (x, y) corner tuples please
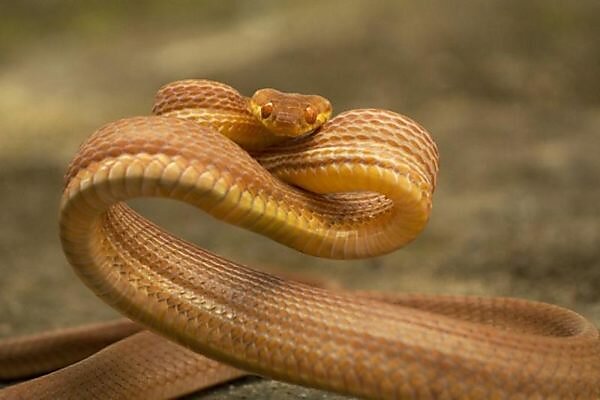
(261, 102), (273, 119)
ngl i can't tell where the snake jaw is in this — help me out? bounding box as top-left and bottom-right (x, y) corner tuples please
(315, 104), (332, 127)
(249, 88), (332, 136)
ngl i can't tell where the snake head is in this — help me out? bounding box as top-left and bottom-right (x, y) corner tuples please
(249, 88), (332, 136)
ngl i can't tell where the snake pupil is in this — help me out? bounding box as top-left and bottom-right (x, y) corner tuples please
(261, 102), (273, 119)
(304, 106), (317, 124)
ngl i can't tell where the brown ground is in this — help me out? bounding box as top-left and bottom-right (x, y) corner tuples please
(1, 1), (599, 398)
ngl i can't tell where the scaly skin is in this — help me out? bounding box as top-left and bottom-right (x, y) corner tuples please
(0, 80), (598, 399)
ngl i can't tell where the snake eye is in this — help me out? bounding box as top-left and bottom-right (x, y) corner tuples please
(260, 102), (273, 119)
(304, 106), (317, 124)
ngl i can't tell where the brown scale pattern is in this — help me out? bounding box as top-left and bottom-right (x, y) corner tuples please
(95, 203), (599, 395)
(1, 80), (599, 400)
(153, 79), (248, 115)
(64, 115), (433, 257)
(0, 320), (141, 381)
(0, 332), (245, 400)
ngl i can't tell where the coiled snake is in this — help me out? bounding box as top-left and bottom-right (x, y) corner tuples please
(0, 80), (598, 399)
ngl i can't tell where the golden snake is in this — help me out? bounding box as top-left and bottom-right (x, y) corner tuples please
(0, 79), (598, 399)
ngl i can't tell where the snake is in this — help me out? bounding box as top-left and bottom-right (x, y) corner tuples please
(0, 79), (598, 399)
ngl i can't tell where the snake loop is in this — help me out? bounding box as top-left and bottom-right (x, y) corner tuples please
(1, 80), (598, 399)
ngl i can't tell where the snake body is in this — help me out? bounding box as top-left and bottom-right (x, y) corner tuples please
(1, 80), (598, 399)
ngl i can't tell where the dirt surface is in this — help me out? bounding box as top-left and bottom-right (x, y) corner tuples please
(1, 1), (599, 398)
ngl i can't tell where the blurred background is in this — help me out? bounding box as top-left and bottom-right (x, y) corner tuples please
(1, 1), (599, 398)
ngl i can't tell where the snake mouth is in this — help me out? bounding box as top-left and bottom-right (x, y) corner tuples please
(250, 109), (315, 137)
(267, 114), (315, 136)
